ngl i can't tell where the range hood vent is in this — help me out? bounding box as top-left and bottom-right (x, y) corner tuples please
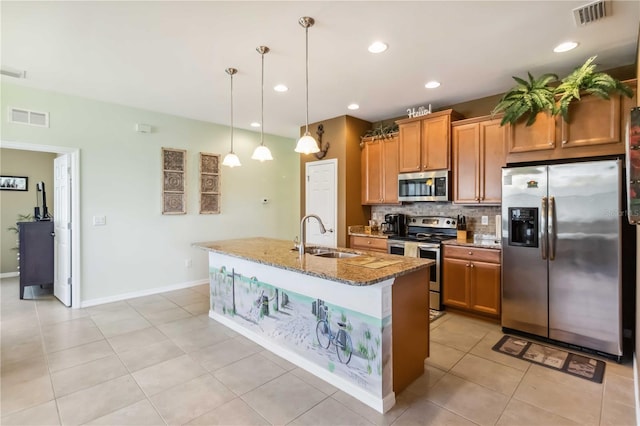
(573, 0), (610, 26)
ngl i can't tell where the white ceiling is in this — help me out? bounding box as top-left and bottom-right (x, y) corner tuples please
(2, 1), (638, 139)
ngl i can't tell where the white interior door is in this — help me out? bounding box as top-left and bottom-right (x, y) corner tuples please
(305, 159), (337, 247)
(54, 154), (72, 306)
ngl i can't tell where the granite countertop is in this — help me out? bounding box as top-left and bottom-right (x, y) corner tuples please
(347, 225), (389, 239)
(442, 239), (502, 250)
(193, 237), (433, 286)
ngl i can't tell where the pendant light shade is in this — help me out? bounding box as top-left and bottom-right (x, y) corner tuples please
(295, 16), (320, 154)
(222, 67), (241, 168)
(252, 46), (274, 162)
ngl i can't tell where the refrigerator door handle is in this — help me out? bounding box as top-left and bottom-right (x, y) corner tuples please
(549, 196), (556, 261)
(541, 197), (548, 260)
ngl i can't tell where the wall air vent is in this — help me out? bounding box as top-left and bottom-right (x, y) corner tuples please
(573, 0), (610, 26)
(8, 107), (49, 128)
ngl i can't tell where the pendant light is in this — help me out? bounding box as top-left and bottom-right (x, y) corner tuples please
(294, 16), (320, 155)
(222, 67), (241, 168)
(251, 46), (274, 161)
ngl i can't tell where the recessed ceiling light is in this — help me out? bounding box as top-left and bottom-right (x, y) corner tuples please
(273, 84), (288, 92)
(425, 81), (441, 89)
(347, 103), (360, 110)
(368, 41), (388, 54)
(553, 41), (579, 53)
(250, 122), (261, 128)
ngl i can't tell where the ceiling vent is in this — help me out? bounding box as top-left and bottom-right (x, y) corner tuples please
(573, 0), (610, 26)
(8, 107), (49, 128)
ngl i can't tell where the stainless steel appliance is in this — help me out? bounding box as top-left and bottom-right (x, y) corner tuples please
(502, 159), (624, 358)
(387, 216), (458, 310)
(382, 213), (407, 236)
(398, 170), (449, 202)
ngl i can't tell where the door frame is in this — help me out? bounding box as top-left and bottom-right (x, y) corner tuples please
(1, 140), (81, 308)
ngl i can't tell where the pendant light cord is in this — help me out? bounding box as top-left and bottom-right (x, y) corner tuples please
(261, 51), (265, 146)
(305, 25), (309, 135)
(230, 72), (234, 152)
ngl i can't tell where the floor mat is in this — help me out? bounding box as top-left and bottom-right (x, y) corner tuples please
(492, 335), (605, 383)
(429, 309), (445, 322)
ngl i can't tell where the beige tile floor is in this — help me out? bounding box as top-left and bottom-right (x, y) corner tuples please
(1, 277), (636, 425)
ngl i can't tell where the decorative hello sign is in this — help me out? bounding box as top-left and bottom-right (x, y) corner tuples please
(407, 104), (432, 118)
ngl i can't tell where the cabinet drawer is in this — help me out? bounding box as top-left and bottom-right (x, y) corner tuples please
(350, 236), (388, 252)
(443, 245), (500, 263)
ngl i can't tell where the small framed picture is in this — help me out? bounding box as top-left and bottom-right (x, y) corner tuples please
(0, 176), (28, 191)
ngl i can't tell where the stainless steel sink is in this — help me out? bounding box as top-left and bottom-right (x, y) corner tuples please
(313, 251), (360, 259)
(304, 246), (360, 258)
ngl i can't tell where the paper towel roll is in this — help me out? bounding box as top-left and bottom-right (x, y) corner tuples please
(495, 214), (502, 240)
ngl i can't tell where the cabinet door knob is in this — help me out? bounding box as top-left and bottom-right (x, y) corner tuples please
(367, 241), (371, 244)
(470, 263), (475, 268)
(466, 263), (471, 267)
(548, 141), (553, 146)
(562, 140), (567, 145)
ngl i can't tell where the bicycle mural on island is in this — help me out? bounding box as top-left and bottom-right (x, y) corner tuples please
(209, 265), (386, 396)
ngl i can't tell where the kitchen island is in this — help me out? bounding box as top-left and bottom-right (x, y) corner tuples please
(194, 237), (433, 413)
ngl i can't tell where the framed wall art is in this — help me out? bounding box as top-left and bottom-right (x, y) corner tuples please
(162, 148), (186, 215)
(0, 176), (28, 191)
(199, 153), (220, 214)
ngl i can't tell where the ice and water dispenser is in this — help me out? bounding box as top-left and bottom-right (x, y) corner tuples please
(508, 207), (538, 247)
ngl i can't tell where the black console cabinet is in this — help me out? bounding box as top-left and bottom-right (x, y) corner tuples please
(18, 221), (54, 299)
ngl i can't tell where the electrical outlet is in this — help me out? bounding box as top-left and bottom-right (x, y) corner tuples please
(481, 215), (488, 225)
(93, 215), (106, 226)
(185, 259), (192, 268)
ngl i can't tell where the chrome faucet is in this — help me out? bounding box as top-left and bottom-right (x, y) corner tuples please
(299, 214), (329, 257)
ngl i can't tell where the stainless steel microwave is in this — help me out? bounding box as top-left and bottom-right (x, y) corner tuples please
(398, 170), (450, 202)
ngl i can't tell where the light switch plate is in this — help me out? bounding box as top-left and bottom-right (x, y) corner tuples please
(481, 215), (488, 225)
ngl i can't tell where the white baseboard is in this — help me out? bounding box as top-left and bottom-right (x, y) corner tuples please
(0, 272), (19, 279)
(80, 279), (208, 308)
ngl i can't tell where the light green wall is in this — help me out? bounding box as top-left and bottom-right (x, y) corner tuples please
(1, 82), (300, 302)
(0, 149), (56, 273)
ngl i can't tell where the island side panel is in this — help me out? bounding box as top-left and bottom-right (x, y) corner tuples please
(391, 267), (430, 393)
(207, 252), (395, 412)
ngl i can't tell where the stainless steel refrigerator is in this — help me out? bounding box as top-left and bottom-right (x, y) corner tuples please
(501, 159), (623, 357)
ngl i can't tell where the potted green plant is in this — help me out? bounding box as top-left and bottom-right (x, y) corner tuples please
(492, 55), (633, 126)
(554, 55), (634, 122)
(492, 72), (558, 126)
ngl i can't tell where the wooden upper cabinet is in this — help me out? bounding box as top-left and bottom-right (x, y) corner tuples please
(480, 119), (507, 204)
(507, 111), (556, 154)
(397, 109), (462, 173)
(382, 136), (399, 203)
(452, 116), (506, 204)
(421, 115), (451, 170)
(452, 123), (479, 203)
(361, 135), (400, 205)
(560, 91), (620, 149)
(362, 138), (383, 204)
(398, 120), (421, 172)
(506, 79), (636, 164)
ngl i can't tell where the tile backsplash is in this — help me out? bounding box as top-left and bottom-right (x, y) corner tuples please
(371, 203), (501, 236)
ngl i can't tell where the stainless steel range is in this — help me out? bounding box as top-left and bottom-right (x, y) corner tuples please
(387, 216), (458, 310)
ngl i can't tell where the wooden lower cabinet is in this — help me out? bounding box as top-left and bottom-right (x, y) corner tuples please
(349, 235), (388, 253)
(442, 245), (501, 318)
